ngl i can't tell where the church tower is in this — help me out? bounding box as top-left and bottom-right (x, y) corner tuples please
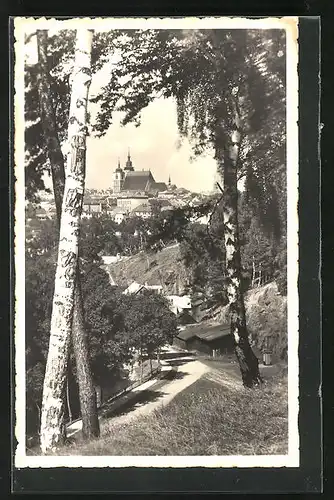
(124, 149), (134, 173)
(113, 159), (125, 194)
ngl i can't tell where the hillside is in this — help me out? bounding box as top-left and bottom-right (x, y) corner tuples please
(104, 247), (287, 361)
(215, 282), (287, 361)
(104, 244), (190, 294)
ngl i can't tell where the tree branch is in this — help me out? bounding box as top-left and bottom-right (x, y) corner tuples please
(25, 32), (37, 44)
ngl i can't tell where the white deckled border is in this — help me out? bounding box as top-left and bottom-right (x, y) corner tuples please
(14, 15), (299, 469)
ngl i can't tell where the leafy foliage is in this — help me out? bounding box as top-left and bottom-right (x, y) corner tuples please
(25, 214), (178, 434)
(90, 28), (287, 296)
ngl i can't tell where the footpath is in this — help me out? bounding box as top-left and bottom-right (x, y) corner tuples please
(66, 354), (178, 438)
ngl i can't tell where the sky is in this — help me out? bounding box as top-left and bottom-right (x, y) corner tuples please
(86, 62), (217, 193)
(85, 96), (218, 193)
(25, 30), (218, 194)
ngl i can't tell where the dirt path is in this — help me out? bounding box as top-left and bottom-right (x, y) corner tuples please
(103, 358), (209, 429)
(66, 347), (209, 437)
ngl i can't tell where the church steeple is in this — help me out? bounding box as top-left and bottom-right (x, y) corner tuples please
(115, 157), (122, 172)
(168, 174), (171, 189)
(125, 148), (134, 172)
(113, 157), (124, 194)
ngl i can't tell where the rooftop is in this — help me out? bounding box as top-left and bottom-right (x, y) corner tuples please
(132, 203), (152, 213)
(151, 182), (168, 192)
(117, 193), (149, 199)
(176, 323), (231, 342)
(122, 171), (155, 192)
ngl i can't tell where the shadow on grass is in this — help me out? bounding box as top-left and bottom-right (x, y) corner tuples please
(160, 350), (196, 360)
(101, 389), (167, 419)
(101, 369), (189, 420)
(165, 358), (196, 367)
(161, 369), (188, 381)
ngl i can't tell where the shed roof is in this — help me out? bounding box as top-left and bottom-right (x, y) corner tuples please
(123, 281), (144, 295)
(176, 323), (230, 342)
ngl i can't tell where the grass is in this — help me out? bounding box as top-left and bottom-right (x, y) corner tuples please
(55, 370), (288, 457)
(107, 243), (189, 292)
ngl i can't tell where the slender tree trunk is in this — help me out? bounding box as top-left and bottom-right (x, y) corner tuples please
(36, 30), (99, 443)
(140, 360), (143, 383)
(40, 29), (94, 453)
(66, 376), (72, 423)
(251, 257), (256, 288)
(72, 273), (100, 437)
(216, 98), (262, 388)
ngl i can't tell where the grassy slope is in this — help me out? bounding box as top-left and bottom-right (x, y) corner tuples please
(106, 244), (190, 293)
(56, 362), (288, 457)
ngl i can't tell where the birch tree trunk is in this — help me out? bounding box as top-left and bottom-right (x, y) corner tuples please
(40, 29), (94, 453)
(216, 97), (262, 388)
(36, 30), (99, 441)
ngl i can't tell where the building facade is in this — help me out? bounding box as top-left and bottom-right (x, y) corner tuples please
(113, 160), (125, 194)
(112, 151), (168, 197)
(117, 195), (148, 212)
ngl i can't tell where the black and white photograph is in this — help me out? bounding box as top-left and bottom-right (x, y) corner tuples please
(14, 16), (299, 469)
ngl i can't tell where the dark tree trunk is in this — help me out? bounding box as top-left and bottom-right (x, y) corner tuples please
(72, 274), (100, 438)
(215, 97), (262, 388)
(66, 376), (72, 423)
(36, 30), (100, 441)
(36, 31), (65, 224)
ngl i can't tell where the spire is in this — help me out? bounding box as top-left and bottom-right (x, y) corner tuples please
(115, 157), (122, 173)
(125, 148), (134, 171)
(168, 175), (171, 189)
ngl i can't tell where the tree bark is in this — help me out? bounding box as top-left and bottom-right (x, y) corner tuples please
(72, 273), (100, 437)
(36, 30), (65, 224)
(36, 29), (99, 442)
(40, 29), (94, 453)
(216, 97), (262, 388)
(66, 376), (72, 423)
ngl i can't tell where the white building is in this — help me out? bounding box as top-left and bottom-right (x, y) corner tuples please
(166, 295), (192, 315)
(123, 281), (163, 296)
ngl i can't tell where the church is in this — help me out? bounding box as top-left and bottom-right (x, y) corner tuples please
(112, 151), (169, 196)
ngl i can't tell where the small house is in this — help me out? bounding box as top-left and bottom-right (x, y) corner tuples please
(174, 323), (233, 356)
(110, 207), (128, 224)
(122, 281), (163, 296)
(166, 294), (191, 315)
(131, 202), (152, 219)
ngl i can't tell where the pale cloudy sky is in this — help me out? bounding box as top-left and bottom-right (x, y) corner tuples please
(25, 29), (217, 194)
(85, 97), (217, 193)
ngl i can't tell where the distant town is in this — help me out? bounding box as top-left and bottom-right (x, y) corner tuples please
(32, 150), (214, 224)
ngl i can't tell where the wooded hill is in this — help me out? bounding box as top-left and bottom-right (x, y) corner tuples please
(105, 244), (287, 362)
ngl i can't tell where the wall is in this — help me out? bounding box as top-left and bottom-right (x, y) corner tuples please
(173, 336), (187, 350)
(117, 197), (148, 211)
(186, 335), (234, 356)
